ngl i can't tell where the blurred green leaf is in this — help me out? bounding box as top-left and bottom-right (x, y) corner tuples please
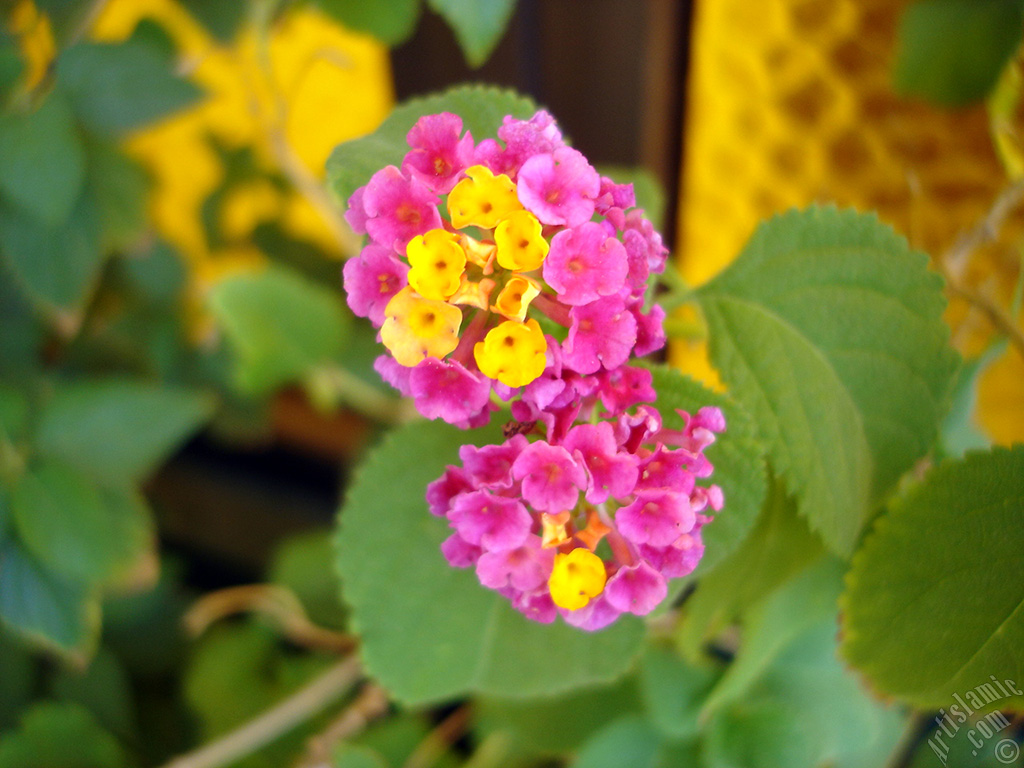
(894, 0), (1024, 107)
(57, 31), (203, 134)
(332, 744), (388, 768)
(638, 644), (718, 741)
(11, 460), (153, 584)
(179, 0), (247, 41)
(317, 0), (422, 46)
(696, 207), (958, 555)
(208, 265), (350, 396)
(648, 366), (766, 576)
(0, 629), (34, 731)
(86, 140), (150, 252)
(50, 646), (136, 741)
(0, 265), (43, 378)
(0, 91), (85, 227)
(700, 557), (845, 718)
(0, 537), (100, 657)
(0, 489), (10, 546)
(427, 0), (517, 67)
(33, 0), (96, 44)
(0, 382), (29, 441)
(939, 345), (999, 458)
(0, 35), (25, 102)
(571, 715), (663, 768)
(677, 477), (824, 660)
(336, 419), (645, 705)
(270, 529), (347, 630)
(34, 378), (213, 488)
(327, 84), (538, 205)
(476, 675), (642, 756)
(354, 714), (460, 768)
(909, 722), (1024, 767)
(841, 445), (1024, 709)
(185, 621), (334, 768)
(117, 240), (187, 307)
(0, 702), (129, 768)
(0, 195), (103, 313)
(703, 620), (905, 768)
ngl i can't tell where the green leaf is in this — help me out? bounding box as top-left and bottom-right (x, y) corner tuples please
(0, 538), (100, 657)
(0, 702), (129, 768)
(700, 556), (845, 719)
(85, 139), (150, 252)
(676, 476), (824, 660)
(185, 620), (335, 768)
(0, 195), (103, 314)
(335, 419), (645, 705)
(648, 366), (766, 575)
(426, 0), (518, 67)
(0, 92), (85, 226)
(571, 715), (664, 768)
(909, 722), (1024, 767)
(840, 445), (1024, 709)
(894, 0), (1024, 107)
(327, 84), (538, 205)
(0, 382), (29, 441)
(208, 265), (350, 396)
(0, 265), (43, 378)
(0, 630), (34, 731)
(34, 378), (213, 488)
(50, 646), (136, 741)
(57, 31), (203, 134)
(11, 460), (153, 585)
(703, 619), (905, 768)
(939, 344), (1000, 459)
(696, 207), (958, 554)
(179, 0), (247, 42)
(0, 36), (25, 102)
(637, 644), (719, 741)
(270, 529), (348, 630)
(476, 675), (642, 755)
(332, 744), (388, 768)
(316, 0), (422, 46)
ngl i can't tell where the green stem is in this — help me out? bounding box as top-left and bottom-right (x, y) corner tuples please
(656, 263), (696, 313)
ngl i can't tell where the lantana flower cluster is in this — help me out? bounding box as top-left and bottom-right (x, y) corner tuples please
(343, 110), (668, 427)
(342, 109), (725, 629)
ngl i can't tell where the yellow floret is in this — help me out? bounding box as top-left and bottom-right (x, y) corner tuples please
(494, 210), (549, 271)
(473, 318), (547, 388)
(448, 165), (523, 230)
(548, 548), (607, 610)
(406, 229), (467, 301)
(492, 276), (541, 323)
(380, 287), (462, 367)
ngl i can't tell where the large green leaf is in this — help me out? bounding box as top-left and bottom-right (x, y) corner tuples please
(57, 32), (203, 134)
(34, 378), (213, 488)
(0, 92), (85, 227)
(427, 0), (518, 67)
(637, 644), (719, 741)
(696, 207), (958, 554)
(85, 139), (150, 252)
(207, 265), (350, 396)
(335, 419), (645, 705)
(0, 630), (34, 731)
(677, 476), (824, 660)
(50, 646), (136, 741)
(0, 193), (103, 314)
(648, 366), (766, 575)
(0, 537), (100, 657)
(893, 0), (1023, 107)
(841, 445), (1024, 709)
(703, 619), (905, 768)
(0, 702), (128, 768)
(327, 84), (538, 205)
(11, 460), (153, 585)
(316, 0), (422, 46)
(570, 715), (664, 768)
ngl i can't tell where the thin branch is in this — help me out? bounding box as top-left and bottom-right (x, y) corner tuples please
(401, 705), (472, 768)
(299, 682), (390, 768)
(184, 584), (357, 654)
(159, 655), (363, 768)
(944, 280), (1024, 362)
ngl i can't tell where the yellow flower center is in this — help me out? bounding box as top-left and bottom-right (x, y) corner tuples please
(548, 548), (607, 610)
(406, 228), (467, 300)
(380, 287), (462, 366)
(448, 165), (523, 230)
(494, 210), (549, 271)
(473, 318), (547, 388)
(493, 275), (540, 323)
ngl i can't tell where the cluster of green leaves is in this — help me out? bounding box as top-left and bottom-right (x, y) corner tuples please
(330, 85), (1022, 768)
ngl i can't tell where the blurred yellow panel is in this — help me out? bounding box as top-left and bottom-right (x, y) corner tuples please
(675, 0), (1024, 444)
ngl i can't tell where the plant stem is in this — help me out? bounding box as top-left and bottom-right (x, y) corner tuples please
(656, 263), (696, 312)
(159, 656), (363, 768)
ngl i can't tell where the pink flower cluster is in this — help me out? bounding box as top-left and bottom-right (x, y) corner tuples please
(428, 390), (725, 630)
(342, 110), (668, 428)
(342, 109), (726, 628)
